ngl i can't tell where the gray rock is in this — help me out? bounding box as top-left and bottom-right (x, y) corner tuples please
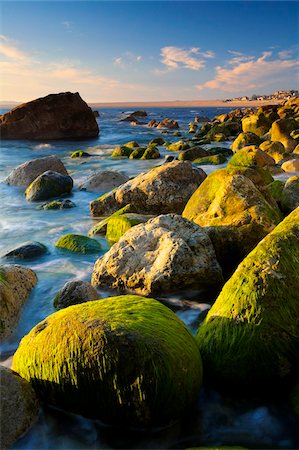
(79, 171), (129, 192)
(25, 170), (73, 202)
(54, 280), (99, 309)
(3, 242), (47, 260)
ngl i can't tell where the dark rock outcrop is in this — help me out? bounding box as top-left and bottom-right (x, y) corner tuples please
(0, 92), (99, 140)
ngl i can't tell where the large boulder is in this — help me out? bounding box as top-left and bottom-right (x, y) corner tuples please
(79, 171), (129, 192)
(241, 113), (271, 137)
(4, 156), (68, 188)
(0, 265), (37, 342)
(259, 141), (285, 163)
(227, 146), (275, 168)
(178, 146), (208, 161)
(271, 118), (298, 152)
(0, 366), (39, 449)
(55, 234), (101, 254)
(90, 161), (206, 217)
(53, 280), (98, 309)
(25, 170), (73, 201)
(12, 295), (202, 427)
(156, 118), (179, 129)
(281, 176), (299, 213)
(106, 213), (153, 242)
(3, 242), (47, 260)
(196, 208), (299, 389)
(231, 132), (261, 152)
(281, 159), (299, 172)
(182, 169), (282, 270)
(92, 214), (223, 296)
(0, 92), (99, 140)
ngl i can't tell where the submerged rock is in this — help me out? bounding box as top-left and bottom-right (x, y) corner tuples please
(40, 199), (76, 210)
(12, 295), (202, 427)
(90, 161), (206, 217)
(0, 366), (39, 449)
(196, 208), (299, 389)
(55, 234), (101, 254)
(3, 242), (47, 260)
(70, 150), (91, 158)
(92, 214), (223, 296)
(25, 170), (73, 202)
(53, 280), (99, 309)
(0, 264), (37, 342)
(182, 169), (282, 270)
(0, 92), (99, 140)
(79, 171), (129, 192)
(4, 155), (68, 188)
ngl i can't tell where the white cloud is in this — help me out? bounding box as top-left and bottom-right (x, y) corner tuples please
(278, 49), (294, 59)
(196, 51), (299, 92)
(160, 46), (205, 71)
(113, 52), (142, 68)
(0, 35), (32, 62)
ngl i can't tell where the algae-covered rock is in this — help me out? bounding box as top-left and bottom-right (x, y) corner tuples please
(25, 170), (73, 202)
(196, 208), (299, 388)
(55, 234), (101, 253)
(12, 295), (202, 427)
(178, 147), (208, 161)
(208, 147), (233, 157)
(193, 154), (227, 165)
(79, 171), (129, 192)
(281, 159), (299, 172)
(3, 242), (47, 260)
(0, 265), (37, 342)
(267, 180), (284, 205)
(0, 366), (39, 450)
(106, 213), (153, 242)
(167, 141), (190, 152)
(54, 280), (98, 309)
(129, 147), (146, 159)
(259, 140), (285, 163)
(231, 132), (261, 152)
(41, 199), (76, 210)
(70, 150), (91, 158)
(281, 176), (299, 213)
(4, 156), (68, 188)
(111, 145), (133, 158)
(141, 146), (160, 159)
(149, 137), (165, 146)
(88, 204), (136, 236)
(90, 161), (206, 217)
(241, 112), (271, 137)
(228, 146), (275, 168)
(271, 119), (298, 152)
(124, 141), (139, 149)
(92, 214), (223, 296)
(182, 169), (282, 270)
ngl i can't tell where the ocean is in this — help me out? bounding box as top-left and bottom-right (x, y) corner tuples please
(0, 107), (298, 449)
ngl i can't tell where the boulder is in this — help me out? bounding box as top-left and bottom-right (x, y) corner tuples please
(90, 161), (206, 217)
(271, 119), (298, 152)
(241, 113), (271, 137)
(178, 146), (208, 161)
(88, 204), (136, 236)
(231, 132), (261, 152)
(0, 366), (39, 449)
(208, 147), (233, 157)
(3, 242), (47, 260)
(259, 140), (285, 163)
(129, 147), (147, 159)
(281, 159), (299, 172)
(124, 141), (140, 148)
(25, 170), (73, 202)
(196, 208), (299, 389)
(149, 137), (165, 146)
(55, 234), (101, 254)
(92, 214), (223, 296)
(167, 141), (190, 152)
(227, 146), (275, 168)
(111, 145), (133, 158)
(70, 150), (91, 158)
(140, 146), (160, 159)
(106, 213), (153, 242)
(40, 199), (76, 210)
(0, 92), (99, 140)
(0, 264), (37, 342)
(4, 155), (68, 188)
(53, 280), (99, 309)
(121, 111), (147, 122)
(281, 176), (299, 213)
(193, 154), (227, 165)
(267, 180), (284, 206)
(12, 295), (202, 427)
(79, 171), (129, 192)
(156, 118), (179, 129)
(182, 169), (282, 270)
(194, 115), (210, 123)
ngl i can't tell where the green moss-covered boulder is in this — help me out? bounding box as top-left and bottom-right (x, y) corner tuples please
(193, 154), (227, 165)
(189, 122), (198, 133)
(106, 213), (153, 242)
(178, 147), (208, 161)
(182, 169), (282, 270)
(271, 119), (298, 152)
(70, 150), (91, 158)
(149, 137), (165, 146)
(12, 295), (203, 427)
(206, 132), (226, 142)
(25, 170), (73, 202)
(141, 146), (160, 160)
(111, 146), (133, 158)
(228, 146), (275, 169)
(55, 234), (101, 253)
(208, 147), (233, 157)
(196, 208), (299, 389)
(259, 140), (285, 163)
(281, 176), (299, 213)
(241, 113), (271, 137)
(267, 180), (284, 205)
(88, 204), (136, 236)
(41, 199), (76, 210)
(167, 141), (190, 152)
(231, 132), (261, 152)
(124, 141), (139, 149)
(129, 147), (146, 159)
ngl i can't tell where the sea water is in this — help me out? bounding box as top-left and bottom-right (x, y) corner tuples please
(0, 107), (298, 449)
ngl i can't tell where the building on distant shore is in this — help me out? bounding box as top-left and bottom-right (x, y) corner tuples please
(224, 89), (298, 103)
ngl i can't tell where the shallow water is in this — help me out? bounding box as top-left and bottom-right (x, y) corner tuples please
(0, 107), (298, 449)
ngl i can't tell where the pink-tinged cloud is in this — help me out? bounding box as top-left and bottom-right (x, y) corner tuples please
(0, 35), (31, 62)
(160, 46), (205, 71)
(196, 51), (299, 92)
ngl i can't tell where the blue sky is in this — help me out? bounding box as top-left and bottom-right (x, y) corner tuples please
(0, 1), (298, 102)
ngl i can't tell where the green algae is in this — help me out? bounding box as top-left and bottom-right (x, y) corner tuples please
(196, 208), (299, 389)
(267, 180), (284, 204)
(231, 132), (261, 152)
(106, 213), (152, 242)
(167, 141), (190, 152)
(55, 234), (102, 253)
(141, 146), (160, 160)
(70, 151), (91, 158)
(193, 154), (227, 165)
(111, 146), (133, 158)
(12, 295), (203, 427)
(88, 204), (135, 236)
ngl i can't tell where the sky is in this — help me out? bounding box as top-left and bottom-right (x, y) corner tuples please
(0, 1), (298, 103)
